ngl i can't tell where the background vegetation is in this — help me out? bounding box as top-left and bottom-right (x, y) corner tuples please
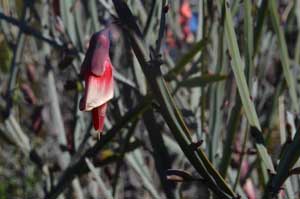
(1, 0), (300, 198)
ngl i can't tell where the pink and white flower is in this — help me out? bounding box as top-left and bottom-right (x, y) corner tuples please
(79, 28), (114, 132)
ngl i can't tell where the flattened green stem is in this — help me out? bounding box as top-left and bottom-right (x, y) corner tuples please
(224, 2), (260, 131)
(268, 0), (299, 113)
(219, 99), (242, 177)
(224, 1), (275, 174)
(253, 0), (268, 55)
(123, 24), (237, 199)
(155, 0), (167, 53)
(111, 0), (235, 195)
(243, 0), (254, 87)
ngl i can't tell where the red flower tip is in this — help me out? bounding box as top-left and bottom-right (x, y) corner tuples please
(92, 103), (107, 132)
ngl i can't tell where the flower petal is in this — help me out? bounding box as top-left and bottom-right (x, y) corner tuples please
(92, 103), (107, 132)
(80, 33), (98, 76)
(80, 61), (113, 111)
(91, 32), (110, 76)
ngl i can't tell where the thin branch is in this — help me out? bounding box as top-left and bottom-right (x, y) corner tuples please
(155, 0), (167, 53)
(0, 12), (75, 51)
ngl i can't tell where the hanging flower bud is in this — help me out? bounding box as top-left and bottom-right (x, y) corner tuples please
(79, 28), (114, 133)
